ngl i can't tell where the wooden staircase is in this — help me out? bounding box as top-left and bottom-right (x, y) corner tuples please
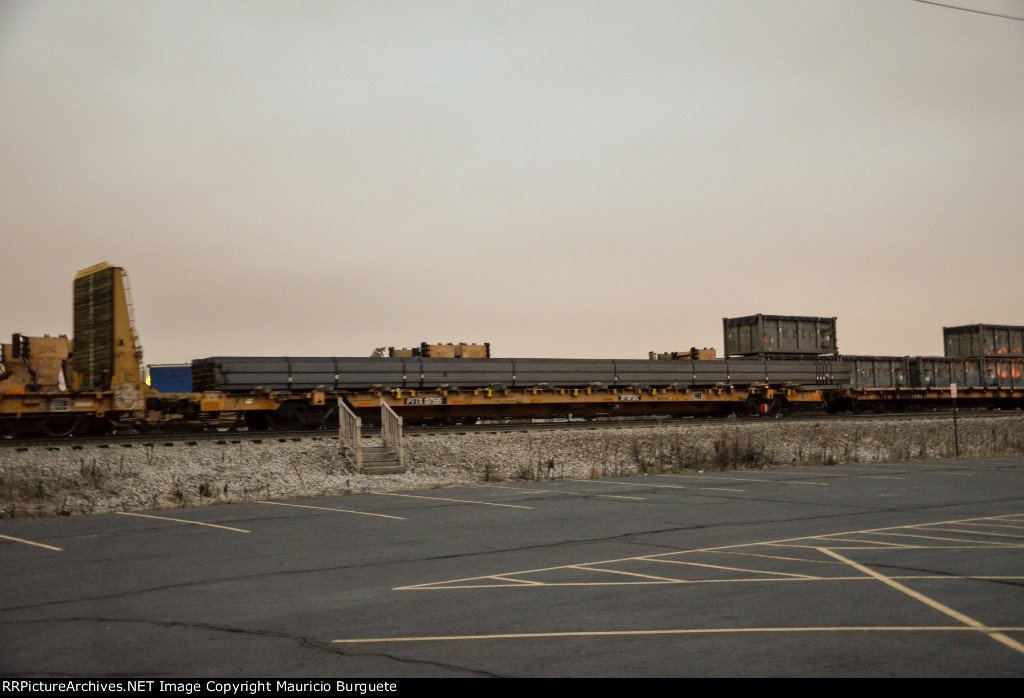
(338, 399), (406, 474)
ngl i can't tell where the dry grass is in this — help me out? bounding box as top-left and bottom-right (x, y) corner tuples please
(3, 414), (1023, 519)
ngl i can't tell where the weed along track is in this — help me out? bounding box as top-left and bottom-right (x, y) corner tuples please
(2, 414), (1022, 519)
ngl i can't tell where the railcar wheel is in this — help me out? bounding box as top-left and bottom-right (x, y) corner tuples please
(88, 418), (120, 435)
(740, 395), (768, 418)
(733, 400), (761, 419)
(41, 415), (86, 437)
(244, 412), (271, 431)
(264, 410), (297, 430)
(826, 397), (851, 414)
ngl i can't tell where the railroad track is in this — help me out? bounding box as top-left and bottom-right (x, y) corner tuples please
(2, 409), (1016, 450)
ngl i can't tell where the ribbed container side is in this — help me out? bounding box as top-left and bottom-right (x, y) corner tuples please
(910, 357), (985, 388)
(943, 324), (1024, 358)
(724, 314), (838, 357)
(982, 358), (1024, 388)
(841, 356), (911, 389)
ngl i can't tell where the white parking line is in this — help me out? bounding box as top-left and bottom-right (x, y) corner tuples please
(258, 500), (405, 520)
(0, 533), (62, 551)
(371, 492), (534, 509)
(820, 547), (1024, 656)
(115, 511), (250, 532)
(487, 485), (644, 501)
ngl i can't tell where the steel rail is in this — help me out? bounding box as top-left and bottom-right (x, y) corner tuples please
(2, 409), (1018, 450)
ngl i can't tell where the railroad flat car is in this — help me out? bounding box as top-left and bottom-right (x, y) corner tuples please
(3, 263), (1023, 436)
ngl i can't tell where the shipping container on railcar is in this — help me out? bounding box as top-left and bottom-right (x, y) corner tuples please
(842, 356), (911, 389)
(943, 324), (1024, 358)
(909, 356), (1019, 388)
(909, 357), (984, 389)
(723, 314), (838, 358)
(980, 357), (1024, 389)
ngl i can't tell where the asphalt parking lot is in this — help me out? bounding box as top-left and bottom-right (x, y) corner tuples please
(2, 456), (1023, 677)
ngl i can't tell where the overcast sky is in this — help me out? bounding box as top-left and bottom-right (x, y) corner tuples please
(2, 0), (1022, 365)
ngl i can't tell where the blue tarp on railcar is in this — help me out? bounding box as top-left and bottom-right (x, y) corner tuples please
(147, 364), (193, 393)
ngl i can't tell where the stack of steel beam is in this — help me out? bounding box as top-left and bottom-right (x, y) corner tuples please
(190, 356), (852, 392)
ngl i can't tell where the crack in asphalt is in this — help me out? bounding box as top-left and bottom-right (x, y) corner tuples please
(0, 616), (500, 677)
(303, 639), (504, 678)
(858, 563), (1024, 590)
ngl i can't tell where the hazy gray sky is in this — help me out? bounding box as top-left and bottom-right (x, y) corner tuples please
(2, 1), (1022, 365)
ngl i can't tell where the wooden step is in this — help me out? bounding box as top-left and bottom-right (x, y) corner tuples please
(346, 446), (406, 474)
(362, 446), (396, 461)
(360, 464), (405, 475)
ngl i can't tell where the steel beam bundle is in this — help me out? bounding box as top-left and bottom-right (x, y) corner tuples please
(191, 356), (853, 393)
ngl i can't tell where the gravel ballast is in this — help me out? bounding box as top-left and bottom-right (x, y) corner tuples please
(2, 414), (1023, 520)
